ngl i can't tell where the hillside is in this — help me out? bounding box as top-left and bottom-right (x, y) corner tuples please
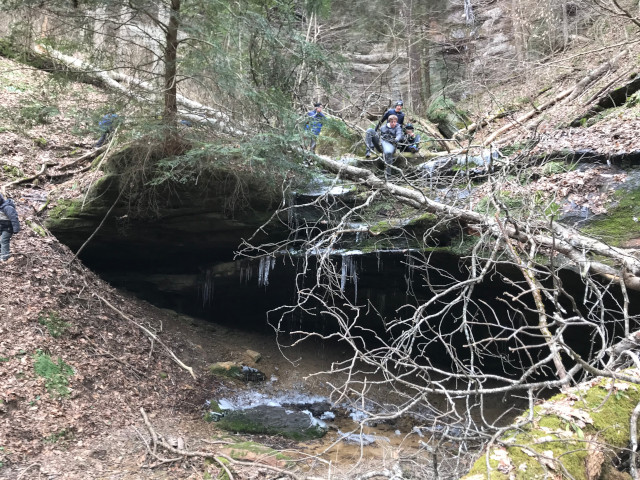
(0, 59), (318, 480)
(3, 5), (640, 478)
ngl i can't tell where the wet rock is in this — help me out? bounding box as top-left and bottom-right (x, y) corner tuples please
(245, 349), (262, 363)
(217, 405), (327, 440)
(282, 400), (332, 418)
(209, 361), (266, 382)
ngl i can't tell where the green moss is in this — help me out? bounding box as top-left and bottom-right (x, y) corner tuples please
(25, 219), (47, 237)
(2, 165), (23, 178)
(580, 379), (640, 446)
(316, 118), (360, 157)
(46, 198), (84, 224)
(217, 413), (325, 440)
(209, 364), (244, 379)
(369, 219), (396, 234)
(463, 378), (640, 479)
(406, 212), (437, 228)
(215, 456), (231, 480)
(208, 401), (223, 413)
(465, 451), (509, 479)
(447, 234), (480, 256)
(541, 160), (576, 176)
(582, 186), (640, 246)
(224, 441), (289, 462)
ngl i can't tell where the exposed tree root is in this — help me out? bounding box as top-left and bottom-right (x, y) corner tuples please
(58, 145), (107, 171)
(1, 161), (57, 193)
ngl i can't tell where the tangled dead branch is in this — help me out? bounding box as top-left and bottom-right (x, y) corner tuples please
(239, 143), (640, 477)
(314, 154), (640, 291)
(138, 408), (303, 479)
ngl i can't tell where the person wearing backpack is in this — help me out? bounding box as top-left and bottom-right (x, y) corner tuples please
(0, 193), (21, 262)
(95, 112), (120, 148)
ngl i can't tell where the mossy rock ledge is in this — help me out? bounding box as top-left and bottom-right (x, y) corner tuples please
(462, 373), (640, 479)
(44, 168), (287, 266)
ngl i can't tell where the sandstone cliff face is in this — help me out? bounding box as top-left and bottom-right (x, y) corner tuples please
(321, 0), (587, 123)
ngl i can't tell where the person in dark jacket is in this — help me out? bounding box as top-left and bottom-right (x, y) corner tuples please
(365, 115), (403, 178)
(305, 103), (325, 153)
(399, 123), (421, 154)
(95, 113), (120, 148)
(376, 101), (405, 130)
(0, 193), (20, 262)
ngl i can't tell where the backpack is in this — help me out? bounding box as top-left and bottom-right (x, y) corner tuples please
(99, 113), (119, 131)
(0, 198), (20, 233)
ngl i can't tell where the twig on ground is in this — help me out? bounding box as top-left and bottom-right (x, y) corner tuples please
(96, 295), (196, 378)
(16, 463), (41, 480)
(138, 408), (303, 479)
(212, 455), (235, 480)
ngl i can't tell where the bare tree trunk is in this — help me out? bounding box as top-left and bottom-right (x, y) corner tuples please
(164, 0), (180, 128)
(162, 0), (181, 153)
(511, 0), (525, 61)
(562, 1), (569, 50)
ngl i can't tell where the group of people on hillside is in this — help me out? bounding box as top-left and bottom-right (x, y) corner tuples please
(305, 100), (420, 175)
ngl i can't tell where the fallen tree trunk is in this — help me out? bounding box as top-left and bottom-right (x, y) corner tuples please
(456, 50), (628, 145)
(315, 154), (640, 291)
(481, 86), (575, 146)
(34, 45), (243, 135)
(565, 48), (629, 103)
(453, 110), (512, 141)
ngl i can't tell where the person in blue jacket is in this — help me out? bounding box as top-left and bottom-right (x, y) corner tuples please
(376, 100), (405, 130)
(306, 103), (325, 153)
(0, 193), (20, 262)
(365, 114), (403, 178)
(95, 113), (120, 148)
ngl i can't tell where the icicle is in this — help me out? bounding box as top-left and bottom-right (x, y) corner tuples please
(257, 256), (276, 287)
(201, 268), (214, 306)
(258, 257), (266, 286)
(341, 255), (348, 292)
(352, 257), (359, 304)
(340, 254), (359, 301)
(239, 261), (253, 284)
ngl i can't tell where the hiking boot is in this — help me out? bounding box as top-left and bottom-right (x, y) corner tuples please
(1, 257), (14, 263)
(365, 151), (371, 159)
